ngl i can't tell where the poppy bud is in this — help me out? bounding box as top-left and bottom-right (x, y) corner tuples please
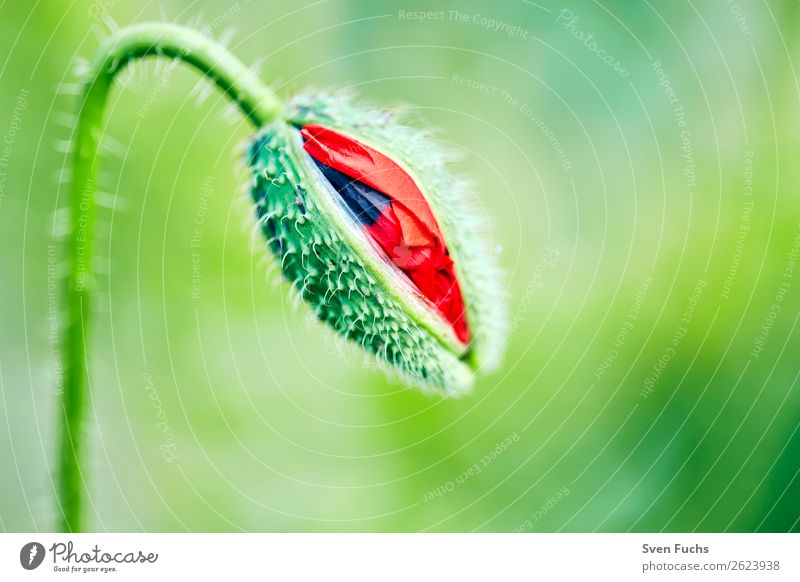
(58, 23), (512, 533)
(248, 92), (507, 392)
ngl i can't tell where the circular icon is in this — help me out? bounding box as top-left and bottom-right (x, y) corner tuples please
(19, 542), (45, 570)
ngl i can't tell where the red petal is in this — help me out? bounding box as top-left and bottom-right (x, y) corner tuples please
(301, 124), (470, 345)
(301, 125), (439, 237)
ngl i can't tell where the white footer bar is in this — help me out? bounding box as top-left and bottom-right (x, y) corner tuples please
(1, 533), (797, 580)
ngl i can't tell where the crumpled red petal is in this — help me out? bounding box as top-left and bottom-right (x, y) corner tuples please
(301, 124), (470, 344)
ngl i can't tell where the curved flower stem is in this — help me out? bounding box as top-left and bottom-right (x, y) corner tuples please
(60, 22), (281, 532)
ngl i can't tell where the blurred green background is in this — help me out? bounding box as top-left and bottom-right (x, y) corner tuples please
(1, 0), (799, 532)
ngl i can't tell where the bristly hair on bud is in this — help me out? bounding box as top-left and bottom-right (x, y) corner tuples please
(248, 90), (508, 393)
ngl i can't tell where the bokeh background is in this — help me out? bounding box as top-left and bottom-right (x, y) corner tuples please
(1, 0), (799, 532)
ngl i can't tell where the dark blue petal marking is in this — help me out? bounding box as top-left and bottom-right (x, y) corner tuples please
(312, 160), (392, 227)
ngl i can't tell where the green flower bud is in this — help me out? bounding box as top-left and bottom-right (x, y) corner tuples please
(248, 92), (508, 393)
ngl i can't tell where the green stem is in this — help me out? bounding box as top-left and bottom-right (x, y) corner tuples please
(59, 22), (281, 532)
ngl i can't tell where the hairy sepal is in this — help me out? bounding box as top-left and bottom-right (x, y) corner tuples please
(248, 121), (473, 393)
